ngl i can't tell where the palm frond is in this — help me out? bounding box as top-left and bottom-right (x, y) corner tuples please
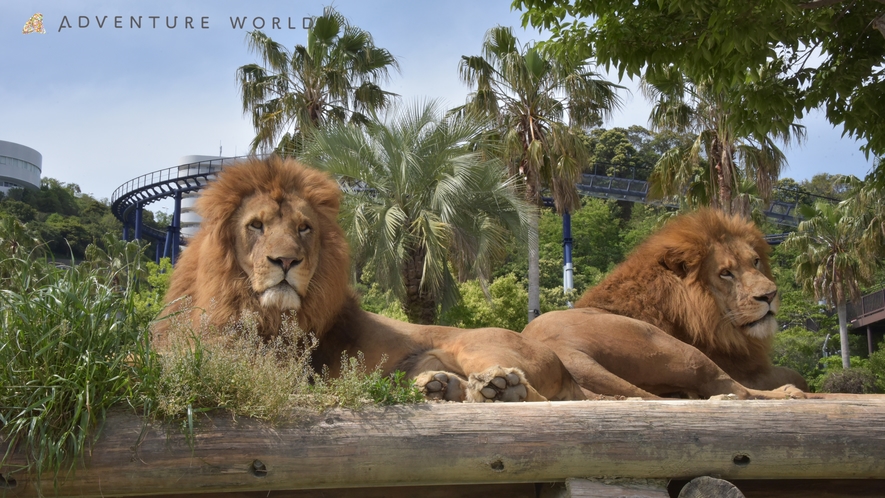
(236, 7), (399, 152)
(301, 99), (532, 323)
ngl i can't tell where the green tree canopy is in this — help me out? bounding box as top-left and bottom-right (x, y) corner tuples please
(1, 178), (126, 259)
(516, 0), (885, 157)
(643, 70), (803, 218)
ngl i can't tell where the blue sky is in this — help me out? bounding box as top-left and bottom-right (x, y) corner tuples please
(1, 0), (874, 209)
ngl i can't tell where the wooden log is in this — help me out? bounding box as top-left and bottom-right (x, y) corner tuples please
(2, 399), (885, 497)
(111, 483), (543, 498)
(669, 479), (885, 497)
(566, 478), (669, 497)
(678, 476), (745, 498)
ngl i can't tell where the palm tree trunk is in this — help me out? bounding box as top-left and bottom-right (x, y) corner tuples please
(711, 138), (733, 215)
(402, 245), (437, 325)
(837, 300), (851, 369)
(527, 209), (541, 323)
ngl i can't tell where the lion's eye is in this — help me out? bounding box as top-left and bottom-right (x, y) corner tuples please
(299, 223), (311, 234)
(249, 220), (263, 231)
(754, 258), (761, 268)
(720, 269), (733, 279)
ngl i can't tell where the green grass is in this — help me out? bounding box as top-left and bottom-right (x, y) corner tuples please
(151, 312), (424, 420)
(149, 311), (318, 421)
(0, 216), (424, 488)
(0, 219), (148, 488)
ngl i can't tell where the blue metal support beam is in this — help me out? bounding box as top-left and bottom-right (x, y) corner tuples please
(163, 227), (173, 260)
(562, 211), (574, 305)
(134, 204), (143, 240)
(171, 191), (182, 264)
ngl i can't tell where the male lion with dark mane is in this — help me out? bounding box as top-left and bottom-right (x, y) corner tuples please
(523, 208), (807, 399)
(154, 156), (586, 403)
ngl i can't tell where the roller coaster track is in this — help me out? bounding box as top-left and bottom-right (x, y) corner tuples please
(111, 160), (834, 254)
(110, 156), (247, 241)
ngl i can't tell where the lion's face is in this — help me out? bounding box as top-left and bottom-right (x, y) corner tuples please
(232, 191), (322, 312)
(159, 156), (352, 342)
(700, 240), (779, 340)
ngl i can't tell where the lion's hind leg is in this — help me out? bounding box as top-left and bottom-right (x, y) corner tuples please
(466, 366), (548, 402)
(415, 371), (468, 402)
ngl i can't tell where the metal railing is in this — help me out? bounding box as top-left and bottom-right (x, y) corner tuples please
(848, 288), (885, 324)
(575, 164), (837, 225)
(110, 156), (258, 240)
(110, 160), (837, 244)
(111, 156), (252, 208)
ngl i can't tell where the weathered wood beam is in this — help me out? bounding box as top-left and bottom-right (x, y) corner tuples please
(565, 478), (669, 497)
(2, 399), (885, 497)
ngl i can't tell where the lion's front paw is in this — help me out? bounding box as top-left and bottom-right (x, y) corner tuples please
(775, 383), (806, 399)
(415, 371), (467, 402)
(709, 393), (739, 401)
(745, 384), (806, 399)
(466, 366), (533, 403)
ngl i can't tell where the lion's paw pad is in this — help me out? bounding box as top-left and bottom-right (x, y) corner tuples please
(415, 371), (466, 402)
(468, 367), (530, 403)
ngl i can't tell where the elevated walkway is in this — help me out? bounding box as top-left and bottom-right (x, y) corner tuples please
(569, 168), (831, 227)
(848, 288), (885, 354)
(110, 156), (245, 263)
(111, 161), (833, 262)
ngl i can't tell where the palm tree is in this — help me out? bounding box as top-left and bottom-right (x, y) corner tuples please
(644, 69), (804, 218)
(302, 99), (533, 324)
(843, 165), (885, 259)
(782, 201), (873, 369)
(237, 7), (399, 154)
(458, 26), (623, 322)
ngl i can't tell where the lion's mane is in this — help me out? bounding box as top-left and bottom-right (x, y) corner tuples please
(161, 156), (352, 340)
(575, 208), (776, 376)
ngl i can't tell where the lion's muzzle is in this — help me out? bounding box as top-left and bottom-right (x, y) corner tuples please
(259, 283), (302, 310)
(268, 256), (303, 272)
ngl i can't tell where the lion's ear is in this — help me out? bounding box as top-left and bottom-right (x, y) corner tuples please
(309, 190), (341, 222)
(301, 174), (342, 221)
(660, 247), (697, 279)
(660, 254), (686, 278)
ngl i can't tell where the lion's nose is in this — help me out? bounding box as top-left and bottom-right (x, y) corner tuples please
(268, 256), (303, 272)
(755, 290), (778, 304)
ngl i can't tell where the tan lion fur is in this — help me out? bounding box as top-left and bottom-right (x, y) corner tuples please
(155, 156), (586, 403)
(158, 156), (350, 342)
(576, 208), (777, 379)
(523, 208), (806, 399)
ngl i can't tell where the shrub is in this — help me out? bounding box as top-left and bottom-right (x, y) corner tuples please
(313, 353), (424, 410)
(808, 355), (872, 392)
(147, 311), (319, 421)
(440, 273), (528, 331)
(868, 344), (885, 392)
(819, 368), (881, 394)
(771, 326), (826, 383)
(133, 257), (174, 323)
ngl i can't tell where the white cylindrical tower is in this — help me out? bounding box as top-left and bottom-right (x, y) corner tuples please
(178, 155), (229, 237)
(0, 140), (42, 195)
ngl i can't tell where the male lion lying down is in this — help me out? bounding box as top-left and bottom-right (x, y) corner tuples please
(153, 156), (585, 403)
(523, 209), (807, 399)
